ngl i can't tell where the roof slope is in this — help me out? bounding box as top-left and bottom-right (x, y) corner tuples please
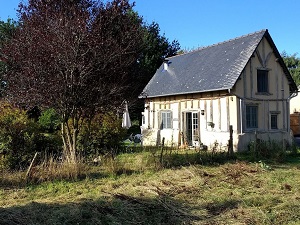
(141, 29), (297, 98)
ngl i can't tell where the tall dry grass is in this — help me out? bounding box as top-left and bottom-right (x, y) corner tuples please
(24, 155), (88, 183)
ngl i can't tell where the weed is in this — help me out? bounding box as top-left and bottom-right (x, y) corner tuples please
(248, 139), (289, 162)
(24, 156), (87, 184)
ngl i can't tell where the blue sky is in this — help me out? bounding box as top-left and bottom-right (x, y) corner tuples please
(1, 0), (299, 55)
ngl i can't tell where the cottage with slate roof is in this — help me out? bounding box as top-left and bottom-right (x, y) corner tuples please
(139, 29), (298, 151)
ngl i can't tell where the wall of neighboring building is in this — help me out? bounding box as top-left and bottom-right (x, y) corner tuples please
(290, 91), (300, 136)
(290, 92), (300, 113)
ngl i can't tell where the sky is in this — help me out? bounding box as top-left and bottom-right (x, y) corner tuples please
(0, 0), (299, 55)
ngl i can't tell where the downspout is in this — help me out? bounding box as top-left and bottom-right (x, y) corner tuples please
(240, 98), (243, 134)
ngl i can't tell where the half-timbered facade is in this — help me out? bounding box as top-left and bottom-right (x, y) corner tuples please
(140, 30), (298, 151)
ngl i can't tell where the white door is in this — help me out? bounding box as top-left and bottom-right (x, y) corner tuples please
(185, 112), (199, 146)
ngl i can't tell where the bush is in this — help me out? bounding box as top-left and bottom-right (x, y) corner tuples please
(248, 139), (287, 162)
(38, 108), (61, 133)
(78, 112), (127, 158)
(0, 103), (63, 170)
(0, 102), (38, 170)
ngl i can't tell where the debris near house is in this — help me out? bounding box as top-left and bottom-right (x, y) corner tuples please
(93, 156), (102, 166)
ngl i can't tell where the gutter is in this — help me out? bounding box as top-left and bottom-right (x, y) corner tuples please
(140, 87), (232, 99)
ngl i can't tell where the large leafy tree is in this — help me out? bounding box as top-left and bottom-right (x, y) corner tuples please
(128, 22), (180, 120)
(281, 51), (300, 87)
(134, 22), (180, 97)
(1, 0), (143, 162)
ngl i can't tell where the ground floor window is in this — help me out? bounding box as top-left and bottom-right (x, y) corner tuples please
(246, 105), (258, 128)
(161, 111), (172, 129)
(271, 114), (278, 129)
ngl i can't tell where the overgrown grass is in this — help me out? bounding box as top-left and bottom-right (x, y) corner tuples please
(1, 147), (300, 224)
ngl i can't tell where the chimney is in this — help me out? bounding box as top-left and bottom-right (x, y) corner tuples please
(163, 59), (169, 70)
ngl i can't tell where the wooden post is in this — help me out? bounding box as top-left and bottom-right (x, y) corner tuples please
(159, 137), (165, 165)
(228, 125), (233, 158)
(254, 130), (257, 158)
(25, 152), (39, 180)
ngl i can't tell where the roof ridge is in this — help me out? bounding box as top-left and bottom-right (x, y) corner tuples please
(167, 29), (267, 60)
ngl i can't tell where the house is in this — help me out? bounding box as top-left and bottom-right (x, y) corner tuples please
(139, 29), (298, 151)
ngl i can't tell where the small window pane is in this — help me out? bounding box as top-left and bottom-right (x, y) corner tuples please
(257, 70), (268, 93)
(161, 111), (171, 129)
(271, 115), (278, 129)
(246, 105), (258, 128)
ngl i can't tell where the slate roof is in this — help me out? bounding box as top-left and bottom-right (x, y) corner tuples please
(141, 29), (297, 98)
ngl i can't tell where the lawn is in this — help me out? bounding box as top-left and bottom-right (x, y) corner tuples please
(0, 149), (300, 225)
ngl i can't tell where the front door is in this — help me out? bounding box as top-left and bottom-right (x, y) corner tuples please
(185, 112), (199, 146)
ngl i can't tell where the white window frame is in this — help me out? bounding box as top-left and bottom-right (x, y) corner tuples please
(161, 111), (172, 129)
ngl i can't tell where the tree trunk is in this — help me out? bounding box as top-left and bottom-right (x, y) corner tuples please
(61, 120), (78, 163)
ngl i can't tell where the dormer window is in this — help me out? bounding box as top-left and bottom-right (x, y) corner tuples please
(163, 60), (169, 71)
(257, 69), (269, 93)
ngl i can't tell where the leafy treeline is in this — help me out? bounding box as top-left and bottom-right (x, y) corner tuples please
(0, 19), (18, 97)
(281, 51), (300, 87)
(0, 0), (179, 168)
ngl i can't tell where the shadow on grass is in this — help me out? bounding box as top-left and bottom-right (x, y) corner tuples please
(0, 193), (241, 225)
(0, 169), (110, 190)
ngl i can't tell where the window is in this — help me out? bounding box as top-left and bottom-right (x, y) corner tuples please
(161, 111), (172, 129)
(246, 105), (258, 128)
(257, 69), (268, 93)
(271, 114), (278, 129)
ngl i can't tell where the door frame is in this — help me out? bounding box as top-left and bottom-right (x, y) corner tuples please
(182, 111), (200, 146)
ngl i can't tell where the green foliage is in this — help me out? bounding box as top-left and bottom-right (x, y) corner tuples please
(129, 21), (180, 121)
(140, 22), (180, 77)
(0, 19), (17, 46)
(0, 19), (18, 97)
(134, 22), (180, 95)
(259, 160), (272, 170)
(78, 112), (127, 157)
(0, 102), (40, 170)
(248, 139), (287, 162)
(281, 51), (300, 86)
(38, 108), (61, 132)
(0, 103), (62, 170)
